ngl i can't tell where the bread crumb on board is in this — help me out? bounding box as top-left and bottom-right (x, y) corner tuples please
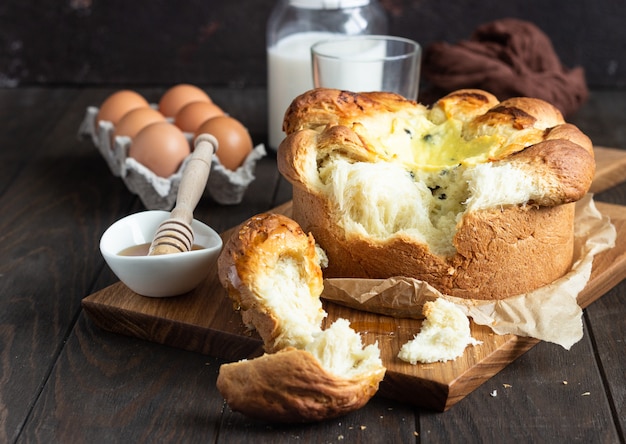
(398, 298), (481, 364)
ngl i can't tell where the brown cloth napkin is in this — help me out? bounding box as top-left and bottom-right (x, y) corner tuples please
(421, 18), (588, 116)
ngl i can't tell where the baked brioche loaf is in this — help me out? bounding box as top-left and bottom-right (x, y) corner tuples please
(216, 213), (386, 423)
(278, 88), (595, 300)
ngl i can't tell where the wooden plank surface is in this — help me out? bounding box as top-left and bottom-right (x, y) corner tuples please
(590, 146), (626, 194)
(0, 88), (127, 443)
(82, 197), (626, 412)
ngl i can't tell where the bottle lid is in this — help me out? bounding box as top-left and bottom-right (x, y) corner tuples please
(289, 0), (371, 8)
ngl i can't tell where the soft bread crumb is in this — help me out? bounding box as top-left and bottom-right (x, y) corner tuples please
(398, 298), (481, 364)
(252, 254), (325, 349)
(216, 213), (386, 423)
(463, 162), (535, 210)
(315, 243), (329, 268)
(304, 318), (382, 379)
(319, 156), (548, 256)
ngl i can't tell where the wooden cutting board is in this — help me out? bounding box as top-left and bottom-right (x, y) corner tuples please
(82, 147), (626, 412)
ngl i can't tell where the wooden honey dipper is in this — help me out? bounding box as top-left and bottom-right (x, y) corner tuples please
(148, 134), (218, 256)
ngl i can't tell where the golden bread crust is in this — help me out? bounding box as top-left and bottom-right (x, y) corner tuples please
(291, 187), (574, 300)
(506, 139), (595, 205)
(216, 347), (385, 423)
(283, 89), (411, 135)
(217, 213), (324, 353)
(429, 88), (501, 124)
(281, 88), (594, 200)
(216, 213), (385, 422)
(278, 88), (594, 300)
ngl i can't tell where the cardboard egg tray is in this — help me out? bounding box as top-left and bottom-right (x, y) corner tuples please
(79, 106), (266, 209)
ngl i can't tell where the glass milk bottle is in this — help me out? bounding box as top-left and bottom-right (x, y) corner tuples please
(266, 0), (387, 151)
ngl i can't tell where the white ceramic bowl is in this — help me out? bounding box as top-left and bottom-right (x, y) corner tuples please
(100, 210), (223, 297)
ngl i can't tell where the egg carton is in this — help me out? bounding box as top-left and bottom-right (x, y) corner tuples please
(78, 106), (266, 209)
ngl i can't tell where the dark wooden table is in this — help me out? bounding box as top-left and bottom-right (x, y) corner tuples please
(1, 86), (624, 443)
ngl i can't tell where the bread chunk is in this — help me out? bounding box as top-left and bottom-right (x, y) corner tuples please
(216, 213), (386, 422)
(278, 88), (595, 300)
(398, 298), (481, 364)
(218, 213), (327, 352)
(217, 319), (385, 423)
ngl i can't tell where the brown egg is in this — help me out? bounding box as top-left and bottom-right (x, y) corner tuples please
(158, 84), (212, 118)
(96, 90), (150, 125)
(113, 107), (166, 140)
(174, 101), (225, 133)
(194, 116), (253, 171)
(129, 122), (191, 178)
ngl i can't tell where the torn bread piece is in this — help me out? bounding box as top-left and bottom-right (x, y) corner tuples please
(216, 213), (386, 423)
(398, 298), (481, 364)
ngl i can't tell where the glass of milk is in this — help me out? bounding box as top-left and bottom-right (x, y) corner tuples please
(311, 36), (421, 100)
(267, 31), (339, 152)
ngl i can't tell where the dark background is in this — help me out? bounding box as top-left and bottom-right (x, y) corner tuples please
(1, 0), (625, 89)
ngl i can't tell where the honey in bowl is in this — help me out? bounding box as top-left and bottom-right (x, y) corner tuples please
(118, 242), (204, 256)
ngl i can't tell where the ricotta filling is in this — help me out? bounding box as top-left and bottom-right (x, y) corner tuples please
(313, 108), (549, 256)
